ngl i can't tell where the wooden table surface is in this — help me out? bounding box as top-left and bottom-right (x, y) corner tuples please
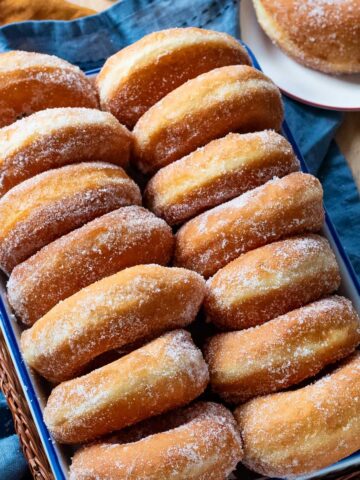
(70, 0), (360, 190)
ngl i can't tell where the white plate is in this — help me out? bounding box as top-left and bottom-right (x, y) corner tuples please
(240, 0), (360, 111)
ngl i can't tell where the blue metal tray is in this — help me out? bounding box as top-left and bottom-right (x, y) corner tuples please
(0, 45), (359, 480)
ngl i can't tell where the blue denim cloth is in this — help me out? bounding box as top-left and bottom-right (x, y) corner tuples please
(0, 1), (359, 478)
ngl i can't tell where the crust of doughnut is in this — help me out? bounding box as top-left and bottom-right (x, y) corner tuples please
(0, 51), (98, 128)
(204, 234), (340, 330)
(174, 172), (324, 278)
(43, 330), (209, 444)
(133, 65), (284, 174)
(0, 162), (141, 274)
(145, 131), (299, 225)
(235, 351), (360, 478)
(8, 207), (173, 326)
(69, 402), (243, 480)
(205, 296), (360, 403)
(21, 265), (205, 383)
(253, 0), (360, 74)
(97, 27), (251, 128)
(0, 108), (132, 195)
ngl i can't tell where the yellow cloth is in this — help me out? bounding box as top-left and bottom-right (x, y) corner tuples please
(0, 0), (96, 25)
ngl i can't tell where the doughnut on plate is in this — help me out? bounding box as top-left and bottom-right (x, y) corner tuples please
(0, 162), (141, 273)
(241, 0), (360, 110)
(43, 329), (209, 444)
(205, 234), (341, 330)
(133, 65), (284, 174)
(8, 206), (173, 326)
(205, 296), (360, 403)
(0, 108), (132, 196)
(145, 130), (299, 225)
(21, 265), (205, 383)
(69, 402), (243, 480)
(235, 351), (360, 478)
(0, 51), (98, 128)
(174, 172), (324, 278)
(97, 27), (251, 128)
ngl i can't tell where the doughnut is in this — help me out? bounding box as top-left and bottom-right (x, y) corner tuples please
(174, 172), (324, 278)
(133, 65), (284, 174)
(145, 131), (299, 225)
(8, 206), (173, 326)
(0, 50), (98, 128)
(204, 234), (340, 330)
(69, 402), (243, 480)
(43, 329), (209, 444)
(253, 0), (360, 74)
(235, 351), (360, 478)
(205, 296), (360, 404)
(97, 27), (251, 129)
(21, 265), (205, 383)
(0, 162), (141, 274)
(0, 108), (132, 196)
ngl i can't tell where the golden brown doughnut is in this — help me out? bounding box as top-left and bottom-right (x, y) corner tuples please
(8, 206), (173, 326)
(205, 296), (360, 403)
(21, 265), (205, 383)
(174, 172), (324, 278)
(204, 234), (340, 330)
(133, 65), (284, 174)
(145, 131), (299, 225)
(0, 51), (98, 128)
(0, 108), (132, 196)
(0, 162), (141, 274)
(69, 402), (243, 480)
(253, 0), (360, 74)
(43, 329), (209, 444)
(97, 27), (251, 128)
(235, 351), (360, 478)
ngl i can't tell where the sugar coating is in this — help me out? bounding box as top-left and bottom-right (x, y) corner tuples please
(236, 351), (360, 478)
(98, 28), (250, 128)
(255, 0), (360, 73)
(0, 51), (98, 128)
(70, 402), (243, 480)
(133, 65), (284, 173)
(8, 206), (173, 325)
(44, 330), (209, 443)
(206, 296), (360, 402)
(0, 162), (141, 273)
(145, 130), (299, 225)
(20, 264), (205, 382)
(175, 172), (324, 277)
(205, 234), (340, 328)
(0, 108), (131, 194)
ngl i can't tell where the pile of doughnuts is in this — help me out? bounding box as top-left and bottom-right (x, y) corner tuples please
(1, 27), (359, 480)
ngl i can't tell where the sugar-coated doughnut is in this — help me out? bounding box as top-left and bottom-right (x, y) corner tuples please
(205, 296), (360, 404)
(97, 27), (251, 128)
(0, 51), (98, 128)
(174, 172), (324, 278)
(253, 0), (360, 74)
(133, 65), (284, 174)
(205, 234), (340, 330)
(21, 265), (205, 383)
(0, 108), (132, 196)
(0, 162), (141, 274)
(43, 330), (209, 444)
(235, 351), (360, 478)
(145, 131), (299, 225)
(8, 207), (173, 326)
(69, 402), (243, 480)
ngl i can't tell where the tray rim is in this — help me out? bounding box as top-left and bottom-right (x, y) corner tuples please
(0, 45), (359, 480)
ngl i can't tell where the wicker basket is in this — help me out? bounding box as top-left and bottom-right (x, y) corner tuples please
(0, 330), (53, 480)
(0, 329), (359, 480)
